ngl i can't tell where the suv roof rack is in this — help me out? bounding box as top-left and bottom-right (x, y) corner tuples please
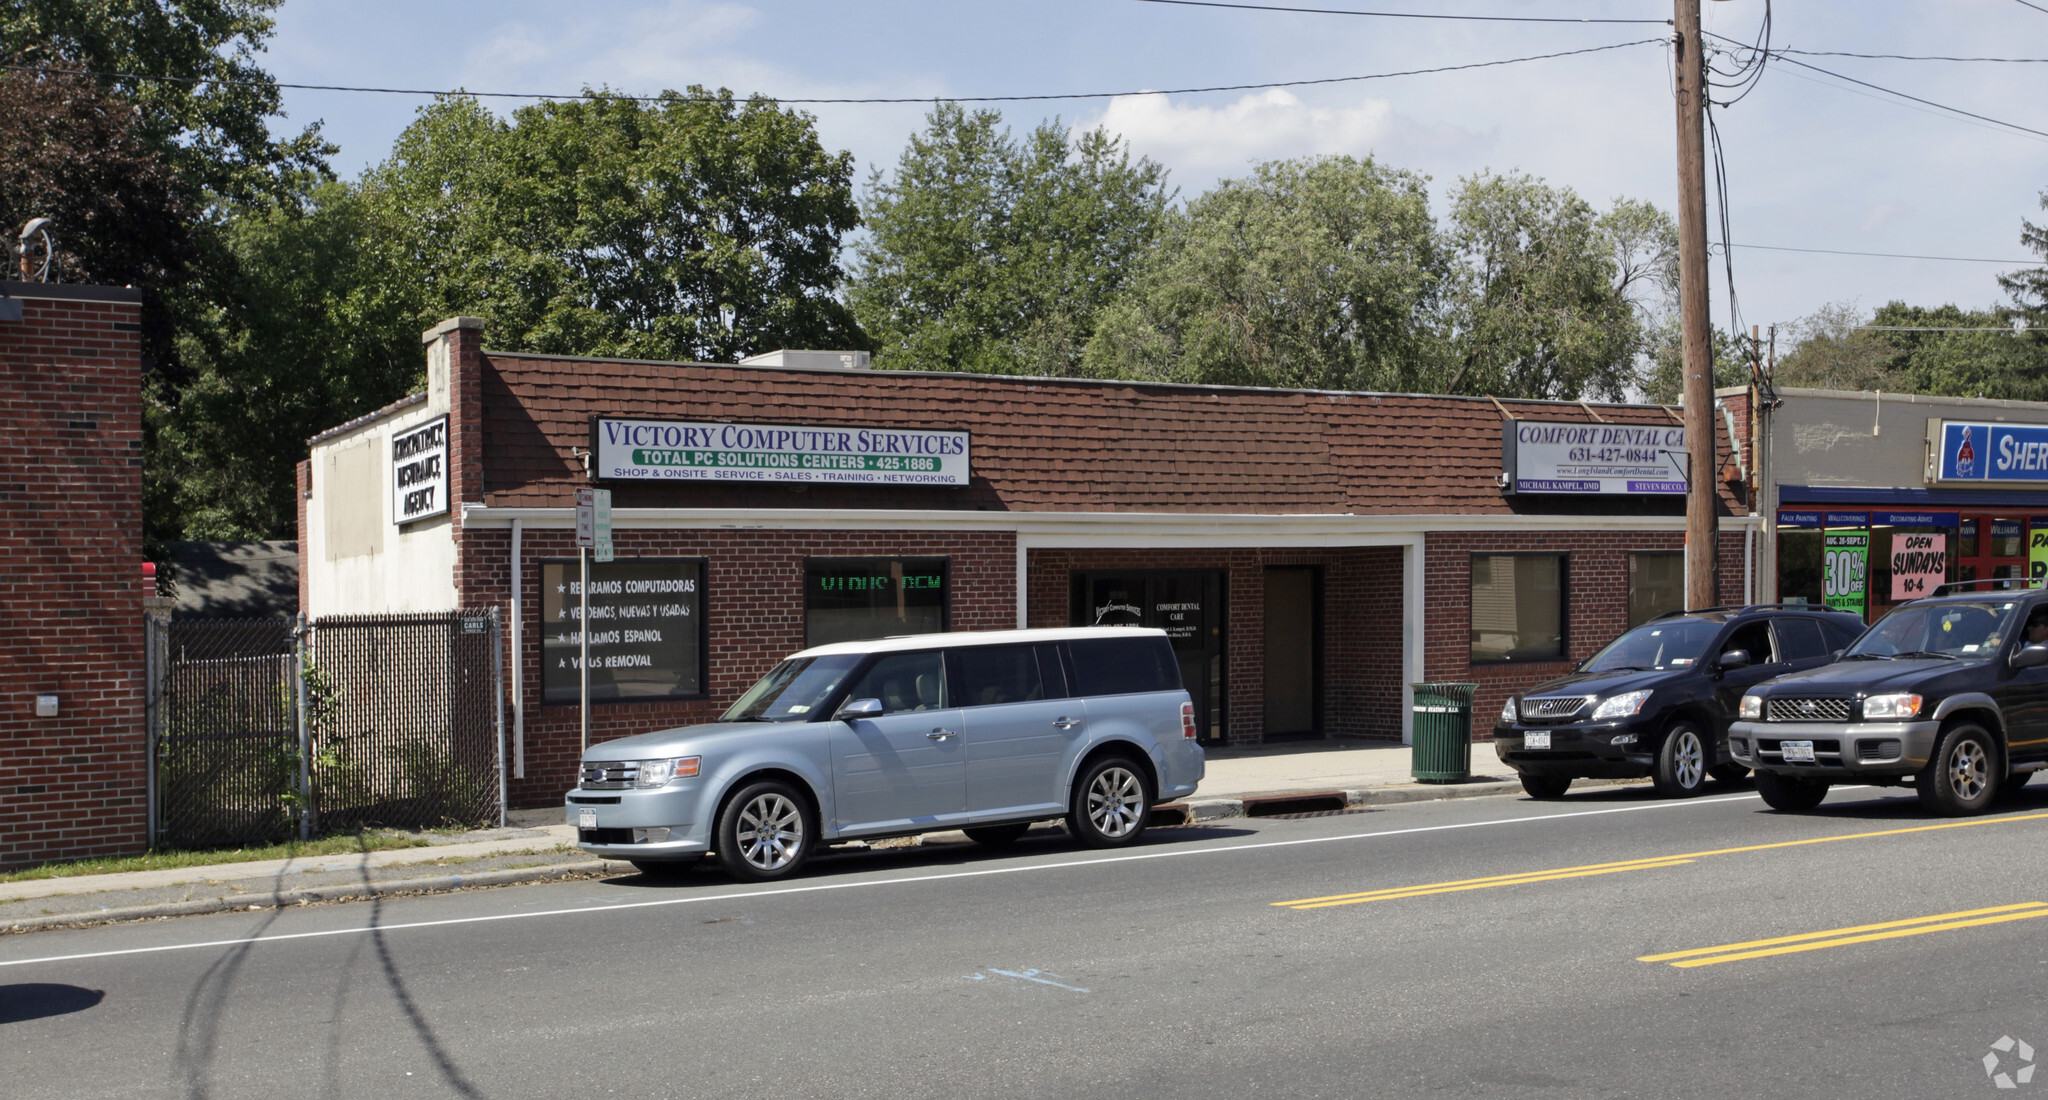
(1653, 603), (1828, 620)
(1931, 578), (2047, 595)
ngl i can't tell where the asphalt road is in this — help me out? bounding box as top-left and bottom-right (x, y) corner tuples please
(7, 780), (2048, 1099)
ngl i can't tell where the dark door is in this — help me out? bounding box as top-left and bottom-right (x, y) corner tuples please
(1710, 620), (1784, 736)
(1072, 570), (1226, 742)
(1263, 566), (1321, 740)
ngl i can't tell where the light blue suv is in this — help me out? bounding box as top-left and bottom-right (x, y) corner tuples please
(567, 627), (1204, 881)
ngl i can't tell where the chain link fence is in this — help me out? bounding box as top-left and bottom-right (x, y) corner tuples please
(147, 610), (504, 849)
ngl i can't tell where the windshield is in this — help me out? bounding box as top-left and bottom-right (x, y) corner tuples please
(720, 655), (864, 722)
(1581, 619), (1722, 673)
(1848, 600), (2018, 658)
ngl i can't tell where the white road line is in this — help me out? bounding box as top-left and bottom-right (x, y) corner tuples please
(3, 787), (1855, 970)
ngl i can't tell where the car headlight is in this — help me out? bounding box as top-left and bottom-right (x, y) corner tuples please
(1500, 697), (1518, 723)
(632, 757), (700, 788)
(1862, 694), (1924, 720)
(1591, 690), (1653, 721)
(1739, 694), (1762, 720)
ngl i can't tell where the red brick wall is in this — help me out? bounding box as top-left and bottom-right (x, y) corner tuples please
(1429, 529), (1749, 738)
(469, 527), (1017, 807)
(0, 286), (146, 867)
(1026, 546), (1409, 746)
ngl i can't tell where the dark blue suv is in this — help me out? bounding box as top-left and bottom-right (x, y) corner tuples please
(1492, 605), (1867, 799)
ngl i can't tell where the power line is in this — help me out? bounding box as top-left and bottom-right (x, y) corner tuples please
(2013, 0), (2048, 16)
(1771, 48), (2048, 63)
(1128, 0), (1668, 23)
(1, 39), (1664, 106)
(1723, 242), (2041, 265)
(1702, 31), (2048, 141)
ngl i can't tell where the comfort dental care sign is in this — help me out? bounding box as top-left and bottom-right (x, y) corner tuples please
(594, 417), (971, 486)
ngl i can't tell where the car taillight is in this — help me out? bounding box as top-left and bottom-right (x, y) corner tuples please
(1181, 701), (1197, 739)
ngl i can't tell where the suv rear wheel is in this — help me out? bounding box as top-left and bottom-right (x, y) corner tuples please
(1917, 722), (2000, 816)
(1068, 756), (1151, 848)
(1653, 720), (1709, 797)
(1755, 770), (1830, 811)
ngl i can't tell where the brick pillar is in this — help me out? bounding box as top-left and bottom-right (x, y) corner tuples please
(422, 316), (486, 604)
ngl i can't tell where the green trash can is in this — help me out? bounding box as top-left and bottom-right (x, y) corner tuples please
(1411, 682), (1478, 783)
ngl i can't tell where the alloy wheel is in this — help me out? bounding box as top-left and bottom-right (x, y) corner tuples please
(1087, 766), (1145, 839)
(736, 793), (804, 871)
(1949, 739), (1989, 802)
(1674, 730), (1704, 790)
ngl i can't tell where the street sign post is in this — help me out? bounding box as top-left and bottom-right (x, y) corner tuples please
(592, 488), (613, 564)
(575, 489), (596, 751)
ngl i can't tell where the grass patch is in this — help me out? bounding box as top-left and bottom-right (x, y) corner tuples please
(0, 833), (434, 883)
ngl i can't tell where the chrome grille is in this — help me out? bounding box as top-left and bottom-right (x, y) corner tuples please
(1520, 695), (1593, 723)
(580, 762), (639, 790)
(1764, 697), (1852, 723)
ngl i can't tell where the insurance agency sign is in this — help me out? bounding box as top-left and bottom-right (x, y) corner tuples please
(1501, 420), (1688, 495)
(1929, 419), (2048, 487)
(594, 417), (970, 487)
(391, 415), (449, 525)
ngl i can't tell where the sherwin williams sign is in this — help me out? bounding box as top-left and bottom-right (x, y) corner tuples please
(1931, 419), (2048, 486)
(594, 417), (970, 486)
(1501, 421), (1688, 495)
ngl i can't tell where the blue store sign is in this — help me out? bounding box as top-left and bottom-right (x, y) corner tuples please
(1932, 420), (2048, 487)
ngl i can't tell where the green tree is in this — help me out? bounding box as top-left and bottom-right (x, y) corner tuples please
(1081, 155), (1448, 390)
(365, 90), (864, 364)
(1640, 320), (1750, 405)
(850, 103), (1172, 375)
(1772, 301), (2048, 401)
(1441, 172), (1650, 401)
(2002, 185), (2048, 329)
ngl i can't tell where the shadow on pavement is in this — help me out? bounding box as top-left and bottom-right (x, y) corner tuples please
(601, 821), (1261, 890)
(0, 983), (103, 1024)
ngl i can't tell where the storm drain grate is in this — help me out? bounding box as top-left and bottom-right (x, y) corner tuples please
(1264, 807), (1381, 820)
(1243, 792), (1350, 817)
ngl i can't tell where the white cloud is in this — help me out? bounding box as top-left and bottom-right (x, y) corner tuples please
(1084, 89), (1399, 174)
(1858, 203), (1908, 235)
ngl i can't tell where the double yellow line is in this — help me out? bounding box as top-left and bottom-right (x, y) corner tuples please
(1640, 903), (2048, 968)
(1275, 855), (1695, 909)
(1273, 810), (2048, 911)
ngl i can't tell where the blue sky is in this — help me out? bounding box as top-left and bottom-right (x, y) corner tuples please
(260, 0), (2048, 337)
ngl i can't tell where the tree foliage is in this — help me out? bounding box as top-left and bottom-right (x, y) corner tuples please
(0, 64), (192, 286)
(850, 104), (1172, 375)
(1442, 172), (1655, 401)
(365, 90), (865, 364)
(1773, 301), (2048, 401)
(1082, 156), (1447, 390)
(2001, 185), (2048, 328)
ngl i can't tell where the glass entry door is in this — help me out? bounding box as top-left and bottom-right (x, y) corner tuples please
(1956, 516), (2026, 591)
(1071, 571), (1226, 742)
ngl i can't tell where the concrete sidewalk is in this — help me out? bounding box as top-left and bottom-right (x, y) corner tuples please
(0, 739), (1573, 934)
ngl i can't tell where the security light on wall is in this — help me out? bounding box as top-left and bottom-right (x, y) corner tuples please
(16, 217), (54, 282)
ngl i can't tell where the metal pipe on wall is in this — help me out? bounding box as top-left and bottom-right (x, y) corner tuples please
(511, 518), (524, 779)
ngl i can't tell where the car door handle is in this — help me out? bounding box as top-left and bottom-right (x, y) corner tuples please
(1052, 717), (1082, 730)
(927, 729), (958, 741)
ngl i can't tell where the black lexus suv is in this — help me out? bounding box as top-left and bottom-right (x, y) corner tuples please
(1494, 605), (1867, 800)
(1730, 585), (2048, 816)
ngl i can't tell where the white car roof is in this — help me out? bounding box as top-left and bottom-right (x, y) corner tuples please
(790, 626), (1168, 660)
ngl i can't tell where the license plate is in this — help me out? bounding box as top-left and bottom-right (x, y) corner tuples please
(1525, 731), (1552, 750)
(1781, 740), (1815, 763)
(578, 808), (597, 829)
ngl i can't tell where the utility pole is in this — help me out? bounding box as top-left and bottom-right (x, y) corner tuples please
(1675, 0), (1719, 609)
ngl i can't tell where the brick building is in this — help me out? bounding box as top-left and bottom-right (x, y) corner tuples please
(300, 316), (1757, 810)
(0, 281), (147, 866)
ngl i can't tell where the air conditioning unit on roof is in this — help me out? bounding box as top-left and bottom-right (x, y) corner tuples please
(737, 350), (871, 370)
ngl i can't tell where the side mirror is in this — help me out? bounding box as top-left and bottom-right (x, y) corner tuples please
(836, 697), (884, 720)
(1718, 649), (1753, 670)
(2013, 645), (2048, 671)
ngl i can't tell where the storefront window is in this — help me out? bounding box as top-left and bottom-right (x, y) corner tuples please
(540, 558), (706, 705)
(804, 557), (948, 647)
(1470, 553), (1566, 662)
(1627, 552), (1684, 626)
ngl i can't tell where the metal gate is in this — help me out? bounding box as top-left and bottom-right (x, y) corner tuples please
(146, 610), (504, 848)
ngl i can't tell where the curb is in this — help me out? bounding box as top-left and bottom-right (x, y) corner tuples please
(3, 860), (631, 935)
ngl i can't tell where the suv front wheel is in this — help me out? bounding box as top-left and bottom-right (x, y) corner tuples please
(1918, 722), (2000, 816)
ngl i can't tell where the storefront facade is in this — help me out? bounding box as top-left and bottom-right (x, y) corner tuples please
(300, 318), (1754, 807)
(1752, 387), (2048, 621)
